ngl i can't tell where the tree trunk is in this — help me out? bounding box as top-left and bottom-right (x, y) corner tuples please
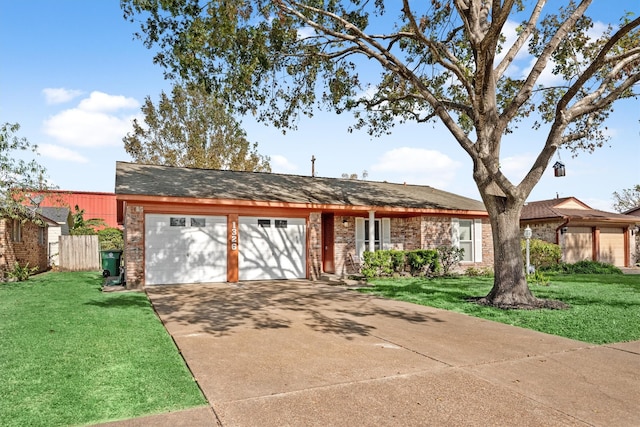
(480, 194), (539, 308)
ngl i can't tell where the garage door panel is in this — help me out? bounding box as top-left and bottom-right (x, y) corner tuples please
(563, 227), (592, 264)
(600, 227), (624, 267)
(145, 214), (227, 285)
(239, 217), (306, 280)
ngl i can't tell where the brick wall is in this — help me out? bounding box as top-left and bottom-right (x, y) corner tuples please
(308, 212), (322, 280)
(0, 218), (48, 276)
(333, 215), (493, 276)
(124, 205), (145, 289)
(522, 221), (562, 244)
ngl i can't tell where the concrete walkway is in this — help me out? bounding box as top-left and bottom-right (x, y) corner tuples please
(102, 281), (640, 426)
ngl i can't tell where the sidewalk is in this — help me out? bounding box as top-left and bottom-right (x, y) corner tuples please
(99, 281), (640, 426)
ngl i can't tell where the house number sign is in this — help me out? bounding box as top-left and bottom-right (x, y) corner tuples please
(231, 221), (238, 251)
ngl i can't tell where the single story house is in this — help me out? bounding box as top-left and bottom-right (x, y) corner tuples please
(115, 161), (493, 288)
(37, 207), (72, 267)
(1, 213), (51, 276)
(624, 206), (640, 265)
(520, 197), (639, 267)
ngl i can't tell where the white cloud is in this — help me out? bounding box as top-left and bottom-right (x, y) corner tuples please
(271, 154), (298, 173)
(38, 143), (89, 163)
(500, 152), (536, 182)
(371, 147), (462, 188)
(43, 92), (140, 147)
(78, 91), (139, 112)
(496, 20), (532, 65)
(42, 88), (83, 105)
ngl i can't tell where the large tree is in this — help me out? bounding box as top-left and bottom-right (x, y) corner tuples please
(0, 122), (52, 219)
(123, 83), (271, 171)
(122, 1), (640, 307)
(612, 184), (640, 212)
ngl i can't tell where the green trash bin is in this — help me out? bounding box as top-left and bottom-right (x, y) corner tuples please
(100, 250), (122, 278)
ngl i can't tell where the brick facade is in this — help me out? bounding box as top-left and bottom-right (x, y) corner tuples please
(124, 205), (145, 288)
(333, 215), (493, 276)
(308, 212), (322, 280)
(1, 218), (48, 276)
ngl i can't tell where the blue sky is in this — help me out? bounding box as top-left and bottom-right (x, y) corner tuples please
(1, 1), (638, 211)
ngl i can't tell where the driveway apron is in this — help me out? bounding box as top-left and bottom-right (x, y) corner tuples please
(146, 281), (640, 427)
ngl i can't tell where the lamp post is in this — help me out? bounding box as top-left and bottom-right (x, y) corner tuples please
(524, 225), (533, 274)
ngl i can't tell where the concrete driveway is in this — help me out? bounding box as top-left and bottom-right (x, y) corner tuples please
(138, 280), (638, 426)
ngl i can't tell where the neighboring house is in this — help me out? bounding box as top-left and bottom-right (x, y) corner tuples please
(33, 190), (119, 229)
(624, 206), (640, 265)
(0, 214), (51, 276)
(115, 161), (492, 289)
(521, 197), (639, 268)
(37, 207), (72, 267)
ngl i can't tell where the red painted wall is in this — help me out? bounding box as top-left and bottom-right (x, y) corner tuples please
(37, 190), (119, 228)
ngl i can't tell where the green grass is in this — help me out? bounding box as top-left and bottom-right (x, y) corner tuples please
(0, 272), (206, 427)
(360, 274), (640, 344)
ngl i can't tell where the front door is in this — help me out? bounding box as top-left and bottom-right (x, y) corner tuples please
(322, 213), (335, 274)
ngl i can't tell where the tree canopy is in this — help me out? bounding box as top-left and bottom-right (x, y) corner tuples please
(122, 0), (640, 307)
(123, 83), (271, 171)
(612, 184), (640, 212)
(0, 122), (52, 220)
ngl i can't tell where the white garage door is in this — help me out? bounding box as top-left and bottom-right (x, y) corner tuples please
(600, 227), (625, 267)
(239, 217), (306, 280)
(145, 214), (227, 285)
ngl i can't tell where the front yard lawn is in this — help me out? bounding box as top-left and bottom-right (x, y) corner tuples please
(360, 274), (640, 344)
(0, 272), (206, 427)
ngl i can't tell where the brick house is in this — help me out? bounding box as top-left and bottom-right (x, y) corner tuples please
(624, 206), (640, 265)
(115, 162), (493, 289)
(0, 214), (51, 276)
(520, 197), (639, 267)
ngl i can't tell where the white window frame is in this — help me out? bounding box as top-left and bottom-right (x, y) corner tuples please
(451, 218), (483, 263)
(355, 218), (390, 257)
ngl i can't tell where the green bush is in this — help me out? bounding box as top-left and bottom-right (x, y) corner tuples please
(465, 266), (494, 277)
(98, 227), (124, 250)
(544, 260), (623, 274)
(521, 238), (561, 269)
(436, 246), (463, 275)
(388, 250), (406, 273)
(406, 249), (440, 276)
(362, 250), (394, 279)
(6, 262), (39, 281)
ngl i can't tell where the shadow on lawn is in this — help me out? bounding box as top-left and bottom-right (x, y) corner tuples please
(145, 281), (447, 339)
(85, 293), (151, 309)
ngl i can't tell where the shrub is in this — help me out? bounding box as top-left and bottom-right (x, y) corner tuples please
(465, 266), (494, 277)
(406, 249), (440, 276)
(362, 250), (394, 279)
(388, 250), (406, 273)
(436, 246), (463, 275)
(6, 262), (39, 282)
(521, 238), (561, 270)
(527, 269), (550, 286)
(98, 227), (124, 250)
(545, 260), (623, 274)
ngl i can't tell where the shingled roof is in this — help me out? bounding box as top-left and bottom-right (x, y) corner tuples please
(522, 197), (638, 224)
(115, 162), (486, 213)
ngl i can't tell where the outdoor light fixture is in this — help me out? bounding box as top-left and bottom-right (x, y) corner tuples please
(553, 161), (566, 177)
(524, 225), (533, 274)
(561, 226), (568, 234)
(342, 218), (349, 228)
(633, 225), (640, 236)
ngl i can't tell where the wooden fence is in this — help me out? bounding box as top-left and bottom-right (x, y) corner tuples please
(59, 235), (100, 271)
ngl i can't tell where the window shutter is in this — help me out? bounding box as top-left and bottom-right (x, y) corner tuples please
(382, 218), (391, 250)
(473, 219), (483, 262)
(451, 218), (460, 248)
(355, 218), (365, 258)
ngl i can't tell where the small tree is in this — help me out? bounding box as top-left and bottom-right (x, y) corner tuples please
(0, 122), (53, 220)
(70, 205), (106, 235)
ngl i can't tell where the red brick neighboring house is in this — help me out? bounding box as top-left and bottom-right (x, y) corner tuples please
(1, 214), (52, 276)
(116, 162), (493, 289)
(520, 197), (639, 267)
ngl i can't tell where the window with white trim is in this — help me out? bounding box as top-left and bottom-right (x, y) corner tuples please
(452, 218), (483, 262)
(355, 218), (390, 257)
